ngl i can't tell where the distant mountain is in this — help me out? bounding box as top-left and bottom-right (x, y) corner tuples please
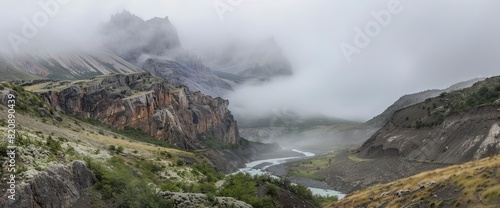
(0, 52), (141, 80)
(0, 55), (39, 80)
(101, 11), (233, 97)
(253, 78), (486, 148)
(142, 56), (233, 98)
(101, 10), (182, 65)
(1, 11), (293, 97)
(200, 37), (293, 82)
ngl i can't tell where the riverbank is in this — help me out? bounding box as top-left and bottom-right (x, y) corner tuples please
(236, 148), (346, 199)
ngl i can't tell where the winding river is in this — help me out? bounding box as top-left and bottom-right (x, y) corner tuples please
(235, 149), (345, 199)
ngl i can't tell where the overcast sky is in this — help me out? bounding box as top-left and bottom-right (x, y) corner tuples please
(1, 0), (500, 121)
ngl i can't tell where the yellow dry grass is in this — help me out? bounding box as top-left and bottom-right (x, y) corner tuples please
(328, 155), (500, 208)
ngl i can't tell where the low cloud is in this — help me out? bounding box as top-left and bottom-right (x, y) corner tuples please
(1, 0), (499, 121)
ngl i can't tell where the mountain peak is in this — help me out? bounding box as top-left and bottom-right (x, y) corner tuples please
(102, 12), (181, 64)
(109, 10), (143, 25)
(146, 16), (172, 24)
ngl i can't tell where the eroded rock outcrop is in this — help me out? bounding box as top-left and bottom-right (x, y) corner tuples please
(38, 72), (239, 149)
(0, 161), (94, 208)
(358, 105), (500, 163)
(358, 76), (500, 163)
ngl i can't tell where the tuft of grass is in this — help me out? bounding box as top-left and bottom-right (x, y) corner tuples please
(481, 185), (500, 204)
(288, 153), (338, 181)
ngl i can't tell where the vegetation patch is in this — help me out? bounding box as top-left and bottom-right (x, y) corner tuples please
(84, 156), (172, 207)
(199, 134), (241, 149)
(288, 153), (337, 181)
(79, 118), (176, 149)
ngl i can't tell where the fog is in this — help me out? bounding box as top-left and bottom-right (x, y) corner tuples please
(1, 0), (500, 121)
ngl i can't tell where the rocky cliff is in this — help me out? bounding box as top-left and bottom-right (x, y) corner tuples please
(35, 72), (239, 150)
(0, 161), (94, 208)
(358, 76), (500, 163)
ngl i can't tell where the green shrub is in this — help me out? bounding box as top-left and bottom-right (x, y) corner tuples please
(116, 181), (171, 208)
(198, 183), (217, 195)
(140, 160), (164, 173)
(265, 183), (280, 196)
(495, 85), (500, 92)
(176, 159), (185, 167)
(219, 173), (259, 206)
(0, 143), (9, 157)
(84, 156), (170, 207)
(46, 135), (62, 154)
(65, 146), (76, 156)
(160, 151), (173, 158)
(116, 146), (124, 154)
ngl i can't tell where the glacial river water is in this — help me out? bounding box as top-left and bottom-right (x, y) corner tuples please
(235, 149), (346, 199)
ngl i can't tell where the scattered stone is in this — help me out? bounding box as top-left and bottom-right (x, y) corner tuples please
(380, 191), (391, 197)
(396, 189), (410, 197)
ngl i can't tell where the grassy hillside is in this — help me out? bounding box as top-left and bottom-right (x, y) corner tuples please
(329, 154), (500, 208)
(393, 76), (500, 129)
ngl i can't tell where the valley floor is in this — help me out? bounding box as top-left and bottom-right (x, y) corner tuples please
(266, 149), (449, 194)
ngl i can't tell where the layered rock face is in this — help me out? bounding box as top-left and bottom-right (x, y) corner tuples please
(359, 105), (500, 163)
(358, 76), (500, 164)
(38, 73), (239, 149)
(0, 161), (94, 208)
